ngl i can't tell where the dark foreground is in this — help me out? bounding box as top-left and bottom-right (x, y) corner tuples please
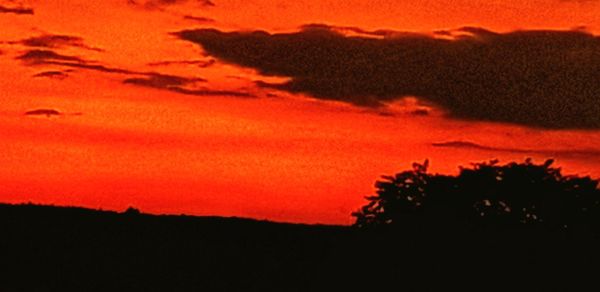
(1, 203), (599, 291)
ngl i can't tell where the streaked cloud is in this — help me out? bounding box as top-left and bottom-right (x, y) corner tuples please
(128, 0), (214, 9)
(0, 2), (33, 15)
(123, 73), (205, 88)
(183, 15), (215, 23)
(433, 141), (600, 158)
(17, 34), (103, 51)
(147, 59), (215, 67)
(24, 109), (61, 117)
(17, 49), (87, 64)
(16, 49), (238, 97)
(32, 70), (71, 80)
(123, 74), (254, 97)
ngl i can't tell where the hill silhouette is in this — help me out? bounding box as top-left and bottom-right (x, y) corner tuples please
(2, 159), (600, 291)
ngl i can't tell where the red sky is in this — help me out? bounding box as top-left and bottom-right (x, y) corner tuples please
(1, 0), (599, 224)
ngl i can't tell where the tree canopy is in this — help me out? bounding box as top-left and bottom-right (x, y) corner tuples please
(353, 159), (600, 232)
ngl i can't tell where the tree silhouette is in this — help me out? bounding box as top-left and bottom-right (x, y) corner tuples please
(352, 160), (430, 228)
(353, 159), (600, 232)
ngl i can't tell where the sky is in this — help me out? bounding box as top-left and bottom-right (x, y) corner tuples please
(1, 0), (599, 224)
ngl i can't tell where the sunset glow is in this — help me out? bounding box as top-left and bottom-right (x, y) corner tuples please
(1, 0), (599, 224)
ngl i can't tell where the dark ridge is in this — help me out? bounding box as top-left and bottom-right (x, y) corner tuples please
(1, 202), (599, 291)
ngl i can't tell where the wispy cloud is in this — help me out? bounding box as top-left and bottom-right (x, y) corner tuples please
(182, 15), (215, 23)
(128, 0), (214, 9)
(300, 23), (411, 38)
(32, 70), (72, 80)
(16, 48), (248, 98)
(432, 141), (600, 158)
(24, 109), (61, 117)
(0, 2), (33, 15)
(17, 49), (87, 64)
(17, 34), (103, 51)
(147, 59), (215, 67)
(164, 87), (255, 97)
(123, 74), (253, 97)
(123, 73), (205, 88)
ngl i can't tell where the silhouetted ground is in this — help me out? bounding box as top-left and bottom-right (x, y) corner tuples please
(1, 203), (599, 291)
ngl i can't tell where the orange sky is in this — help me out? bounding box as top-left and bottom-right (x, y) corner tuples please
(0, 0), (599, 224)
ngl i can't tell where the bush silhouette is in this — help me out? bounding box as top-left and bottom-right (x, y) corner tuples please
(124, 206), (141, 216)
(353, 159), (600, 232)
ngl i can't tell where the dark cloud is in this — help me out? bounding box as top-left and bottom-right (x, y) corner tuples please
(128, 0), (214, 9)
(123, 74), (253, 97)
(175, 27), (600, 129)
(17, 49), (140, 74)
(17, 49), (87, 64)
(17, 49), (235, 97)
(183, 15), (215, 23)
(42, 59), (235, 97)
(0, 5), (33, 15)
(410, 109), (430, 116)
(25, 109), (61, 117)
(433, 141), (513, 151)
(147, 59), (215, 67)
(21, 35), (83, 48)
(16, 48), (251, 99)
(18, 34), (102, 51)
(123, 73), (205, 88)
(166, 87), (254, 97)
(32, 70), (71, 80)
(33, 59), (220, 95)
(41, 60), (138, 74)
(432, 140), (600, 158)
(300, 23), (412, 39)
(153, 0), (214, 5)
